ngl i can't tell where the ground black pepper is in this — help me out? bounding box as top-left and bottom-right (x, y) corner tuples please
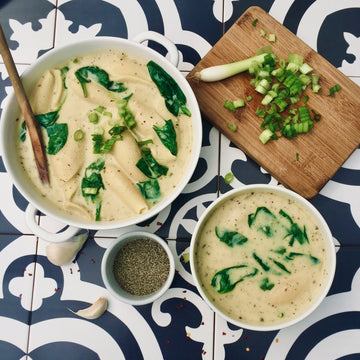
(113, 238), (170, 296)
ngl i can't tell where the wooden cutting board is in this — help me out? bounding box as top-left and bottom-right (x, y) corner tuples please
(187, 6), (360, 199)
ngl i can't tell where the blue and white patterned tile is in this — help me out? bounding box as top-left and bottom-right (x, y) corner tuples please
(0, 0), (56, 64)
(213, 246), (360, 360)
(56, 0), (222, 71)
(0, 234), (37, 359)
(28, 238), (214, 359)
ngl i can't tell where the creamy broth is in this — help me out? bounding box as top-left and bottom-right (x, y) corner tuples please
(17, 50), (193, 222)
(194, 190), (328, 326)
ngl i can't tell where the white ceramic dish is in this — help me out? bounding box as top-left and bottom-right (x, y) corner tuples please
(101, 231), (175, 305)
(190, 184), (336, 331)
(0, 32), (202, 242)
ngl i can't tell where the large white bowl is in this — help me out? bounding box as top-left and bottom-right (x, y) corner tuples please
(0, 33), (202, 241)
(190, 184), (336, 332)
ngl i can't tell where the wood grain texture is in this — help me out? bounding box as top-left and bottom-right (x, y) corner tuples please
(187, 6), (360, 198)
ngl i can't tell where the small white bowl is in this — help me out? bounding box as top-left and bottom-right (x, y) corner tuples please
(101, 231), (175, 305)
(190, 184), (336, 331)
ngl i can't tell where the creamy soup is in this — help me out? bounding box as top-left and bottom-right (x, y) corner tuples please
(194, 189), (329, 326)
(17, 50), (193, 222)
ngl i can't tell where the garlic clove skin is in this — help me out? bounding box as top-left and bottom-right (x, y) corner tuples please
(46, 231), (88, 266)
(69, 297), (108, 319)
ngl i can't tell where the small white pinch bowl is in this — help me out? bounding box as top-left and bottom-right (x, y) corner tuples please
(101, 231), (175, 306)
(190, 184), (336, 332)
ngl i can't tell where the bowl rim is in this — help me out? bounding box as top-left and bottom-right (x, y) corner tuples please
(0, 36), (202, 230)
(101, 230), (175, 305)
(189, 184), (336, 331)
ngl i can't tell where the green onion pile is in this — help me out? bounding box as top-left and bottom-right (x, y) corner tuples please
(248, 51), (325, 144)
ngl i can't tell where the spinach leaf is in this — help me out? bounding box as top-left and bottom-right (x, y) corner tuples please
(137, 179), (161, 200)
(19, 121), (27, 142)
(309, 255), (320, 264)
(136, 147), (168, 179)
(279, 209), (309, 246)
(153, 119), (178, 156)
(260, 277), (275, 291)
(147, 60), (191, 117)
(215, 226), (248, 247)
(248, 206), (277, 237)
(81, 158), (105, 203)
(252, 252), (270, 272)
(75, 66), (127, 97)
(211, 265), (258, 294)
(95, 202), (102, 222)
(36, 110), (59, 127)
(46, 123), (68, 155)
(284, 252), (303, 261)
(272, 259), (291, 274)
(82, 172), (104, 199)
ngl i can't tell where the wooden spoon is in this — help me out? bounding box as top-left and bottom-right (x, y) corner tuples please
(0, 25), (49, 184)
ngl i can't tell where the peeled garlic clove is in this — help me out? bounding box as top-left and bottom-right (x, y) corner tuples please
(69, 297), (108, 319)
(46, 231), (88, 266)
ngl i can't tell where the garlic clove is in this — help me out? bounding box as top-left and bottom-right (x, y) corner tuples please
(46, 231), (88, 266)
(69, 297), (108, 319)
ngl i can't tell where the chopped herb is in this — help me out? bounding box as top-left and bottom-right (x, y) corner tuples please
(296, 152), (299, 161)
(252, 18), (258, 26)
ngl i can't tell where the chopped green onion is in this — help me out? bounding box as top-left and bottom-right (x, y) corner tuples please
(88, 112), (99, 124)
(311, 74), (321, 93)
(260, 29), (266, 37)
(268, 34), (276, 42)
(299, 63), (313, 75)
(74, 129), (84, 141)
(329, 83), (341, 96)
(227, 121), (237, 132)
(252, 18), (258, 26)
(224, 172), (234, 184)
(259, 129), (274, 144)
(224, 99), (245, 112)
(246, 95), (253, 101)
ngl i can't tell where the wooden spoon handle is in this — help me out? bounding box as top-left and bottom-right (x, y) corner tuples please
(0, 25), (49, 184)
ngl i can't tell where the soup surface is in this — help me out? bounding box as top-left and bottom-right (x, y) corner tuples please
(194, 189), (329, 326)
(17, 50), (193, 222)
